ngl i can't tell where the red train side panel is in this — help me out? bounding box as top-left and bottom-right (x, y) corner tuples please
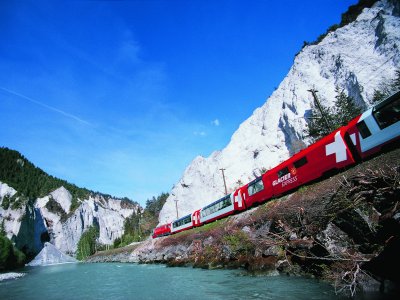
(240, 175), (273, 208)
(152, 223), (171, 238)
(265, 126), (359, 197)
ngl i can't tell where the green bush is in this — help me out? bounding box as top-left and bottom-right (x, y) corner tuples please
(0, 234), (26, 271)
(223, 230), (255, 256)
(1, 195), (10, 210)
(76, 226), (99, 260)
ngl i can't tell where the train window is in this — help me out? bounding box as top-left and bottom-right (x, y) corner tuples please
(356, 120), (372, 139)
(248, 178), (264, 196)
(201, 195), (232, 218)
(293, 157), (308, 168)
(173, 214), (191, 228)
(373, 93), (400, 129)
(277, 167), (289, 178)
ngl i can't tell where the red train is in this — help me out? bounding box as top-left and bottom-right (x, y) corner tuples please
(152, 90), (400, 238)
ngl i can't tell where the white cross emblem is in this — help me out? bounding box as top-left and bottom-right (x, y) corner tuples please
(326, 131), (347, 163)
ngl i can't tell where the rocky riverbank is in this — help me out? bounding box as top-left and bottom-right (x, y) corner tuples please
(87, 148), (400, 297)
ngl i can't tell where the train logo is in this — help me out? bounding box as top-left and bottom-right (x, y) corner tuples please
(289, 167), (297, 176)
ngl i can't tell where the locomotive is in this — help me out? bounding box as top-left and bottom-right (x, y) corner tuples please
(152, 90), (400, 238)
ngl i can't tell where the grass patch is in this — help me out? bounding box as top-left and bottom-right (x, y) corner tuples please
(89, 243), (142, 258)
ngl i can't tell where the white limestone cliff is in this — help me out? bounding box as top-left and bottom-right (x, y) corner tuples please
(0, 183), (138, 255)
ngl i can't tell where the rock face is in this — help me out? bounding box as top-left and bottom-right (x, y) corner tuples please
(159, 0), (400, 224)
(0, 182), (23, 238)
(26, 242), (77, 266)
(0, 184), (138, 256)
(35, 188), (137, 254)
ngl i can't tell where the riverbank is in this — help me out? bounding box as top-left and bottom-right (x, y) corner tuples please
(87, 148), (400, 297)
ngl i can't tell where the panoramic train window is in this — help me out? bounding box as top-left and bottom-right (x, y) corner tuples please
(277, 167), (289, 178)
(248, 178), (264, 196)
(356, 120), (372, 139)
(201, 195), (232, 218)
(373, 93), (400, 129)
(294, 156), (308, 168)
(173, 214), (191, 228)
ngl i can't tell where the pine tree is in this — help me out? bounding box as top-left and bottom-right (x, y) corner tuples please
(391, 69), (400, 92)
(306, 97), (335, 140)
(332, 88), (362, 128)
(307, 88), (362, 140)
(372, 89), (387, 103)
(76, 226), (99, 260)
(0, 227), (26, 270)
(372, 69), (400, 103)
(0, 220), (6, 236)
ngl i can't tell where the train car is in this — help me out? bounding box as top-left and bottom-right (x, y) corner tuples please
(171, 213), (193, 234)
(199, 194), (235, 224)
(152, 223), (171, 238)
(344, 90), (400, 159)
(238, 175), (274, 208)
(265, 125), (359, 197)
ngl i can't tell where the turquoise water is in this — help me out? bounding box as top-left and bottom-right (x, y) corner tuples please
(0, 263), (346, 300)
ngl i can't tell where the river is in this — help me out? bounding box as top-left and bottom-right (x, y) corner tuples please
(0, 263), (352, 299)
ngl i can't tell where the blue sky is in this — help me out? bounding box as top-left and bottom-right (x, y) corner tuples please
(0, 0), (357, 206)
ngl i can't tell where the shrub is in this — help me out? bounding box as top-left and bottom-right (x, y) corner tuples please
(1, 195), (10, 210)
(223, 230), (255, 256)
(76, 226), (99, 260)
(0, 233), (26, 270)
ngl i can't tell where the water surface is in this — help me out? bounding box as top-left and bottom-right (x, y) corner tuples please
(0, 263), (347, 299)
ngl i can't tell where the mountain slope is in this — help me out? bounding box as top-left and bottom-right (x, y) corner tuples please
(159, 0), (400, 223)
(0, 147), (139, 256)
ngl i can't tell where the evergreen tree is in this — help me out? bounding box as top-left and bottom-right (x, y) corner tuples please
(0, 235), (14, 270)
(332, 88), (362, 128)
(372, 69), (400, 103)
(0, 220), (5, 236)
(76, 226), (99, 260)
(0, 225), (26, 270)
(113, 192), (169, 248)
(145, 192), (168, 216)
(307, 88), (362, 140)
(372, 89), (387, 103)
(391, 69), (400, 92)
(306, 97), (335, 140)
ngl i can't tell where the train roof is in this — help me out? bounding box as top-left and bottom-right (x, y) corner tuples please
(172, 213), (191, 223)
(201, 194), (231, 210)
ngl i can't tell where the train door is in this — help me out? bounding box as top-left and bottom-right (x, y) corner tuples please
(233, 187), (246, 211)
(192, 210), (201, 227)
